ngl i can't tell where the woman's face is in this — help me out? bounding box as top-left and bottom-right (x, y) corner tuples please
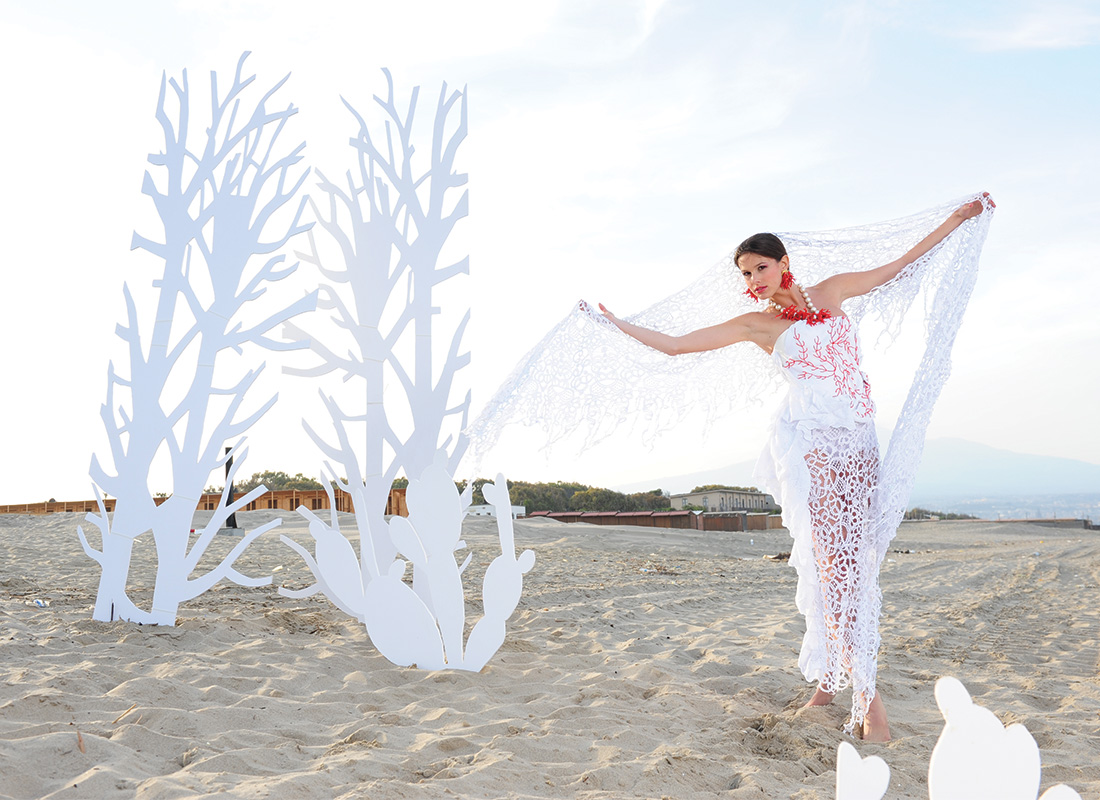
(738, 252), (789, 300)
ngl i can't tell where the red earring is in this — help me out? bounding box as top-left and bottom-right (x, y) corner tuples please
(745, 288), (759, 302)
(780, 269), (794, 289)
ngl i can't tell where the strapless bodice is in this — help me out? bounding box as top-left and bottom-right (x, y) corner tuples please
(771, 315), (875, 428)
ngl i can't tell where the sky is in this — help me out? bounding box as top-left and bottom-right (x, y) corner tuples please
(1, 0), (1099, 504)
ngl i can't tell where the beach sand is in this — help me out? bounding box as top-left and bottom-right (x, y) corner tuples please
(1, 512), (1098, 799)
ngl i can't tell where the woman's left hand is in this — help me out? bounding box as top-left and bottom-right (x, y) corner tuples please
(955, 192), (995, 220)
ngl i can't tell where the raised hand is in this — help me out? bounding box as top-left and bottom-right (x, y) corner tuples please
(955, 192), (995, 220)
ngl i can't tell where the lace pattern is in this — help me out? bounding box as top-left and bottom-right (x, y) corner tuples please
(803, 425), (882, 708)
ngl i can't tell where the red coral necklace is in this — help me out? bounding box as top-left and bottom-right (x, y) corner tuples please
(776, 304), (832, 325)
(769, 283), (832, 326)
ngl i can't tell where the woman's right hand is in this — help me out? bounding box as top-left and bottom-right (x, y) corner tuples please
(597, 302), (616, 321)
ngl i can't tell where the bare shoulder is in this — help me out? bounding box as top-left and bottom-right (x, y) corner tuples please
(808, 276), (847, 306)
(736, 310), (796, 353)
(738, 309), (781, 328)
(814, 275), (844, 299)
(732, 310), (782, 337)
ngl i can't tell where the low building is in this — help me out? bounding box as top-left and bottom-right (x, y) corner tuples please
(1, 487), (409, 517)
(465, 504), (526, 519)
(669, 487), (778, 513)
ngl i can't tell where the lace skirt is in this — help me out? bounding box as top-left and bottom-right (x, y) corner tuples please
(755, 419), (883, 733)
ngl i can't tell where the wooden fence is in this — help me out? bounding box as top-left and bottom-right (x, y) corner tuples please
(0, 488), (409, 517)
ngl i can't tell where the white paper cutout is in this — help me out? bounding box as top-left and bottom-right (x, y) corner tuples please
(1035, 788), (1085, 800)
(831, 677), (1083, 800)
(282, 466), (533, 669)
(279, 73), (533, 669)
(835, 741), (890, 800)
(78, 53), (316, 624)
(282, 72), (471, 574)
(928, 676), (1081, 800)
(462, 474), (536, 671)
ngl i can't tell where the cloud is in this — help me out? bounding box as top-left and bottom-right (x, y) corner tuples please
(954, 2), (1100, 51)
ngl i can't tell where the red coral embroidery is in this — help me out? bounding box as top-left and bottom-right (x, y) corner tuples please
(782, 319), (874, 417)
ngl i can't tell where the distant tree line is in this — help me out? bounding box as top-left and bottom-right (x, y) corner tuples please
(501, 481), (669, 513)
(427, 478), (670, 513)
(206, 470), (323, 495)
(397, 479), (765, 512)
(904, 507), (980, 521)
(207, 471), (671, 513)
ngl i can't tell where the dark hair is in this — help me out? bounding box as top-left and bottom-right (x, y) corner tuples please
(734, 233), (786, 267)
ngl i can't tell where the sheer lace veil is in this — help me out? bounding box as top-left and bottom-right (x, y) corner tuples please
(463, 194), (994, 550)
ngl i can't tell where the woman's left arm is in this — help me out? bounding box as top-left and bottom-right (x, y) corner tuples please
(819, 193), (994, 302)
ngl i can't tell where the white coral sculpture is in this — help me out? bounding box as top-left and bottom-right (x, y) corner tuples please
(78, 53), (316, 624)
(281, 71), (471, 575)
(282, 465), (533, 670)
(278, 72), (533, 668)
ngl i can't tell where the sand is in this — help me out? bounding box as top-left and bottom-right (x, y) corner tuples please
(1, 512), (1098, 799)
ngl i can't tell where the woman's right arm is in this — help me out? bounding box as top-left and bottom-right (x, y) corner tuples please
(598, 304), (755, 355)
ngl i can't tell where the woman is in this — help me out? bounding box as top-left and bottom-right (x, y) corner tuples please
(597, 194), (994, 741)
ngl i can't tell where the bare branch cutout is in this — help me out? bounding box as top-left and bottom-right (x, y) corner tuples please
(280, 73), (533, 670)
(81, 53), (317, 624)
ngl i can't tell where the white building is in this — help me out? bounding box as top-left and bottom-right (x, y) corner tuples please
(669, 488), (777, 513)
(465, 504), (526, 519)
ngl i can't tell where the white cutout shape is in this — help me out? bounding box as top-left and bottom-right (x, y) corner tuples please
(282, 71), (471, 575)
(278, 72), (532, 669)
(835, 741), (890, 800)
(282, 464), (532, 669)
(79, 53), (316, 624)
(928, 676), (1081, 800)
(462, 474), (536, 670)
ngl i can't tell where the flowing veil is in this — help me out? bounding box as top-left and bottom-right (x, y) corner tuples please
(464, 194), (994, 552)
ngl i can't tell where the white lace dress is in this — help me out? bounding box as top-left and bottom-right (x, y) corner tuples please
(754, 315), (884, 733)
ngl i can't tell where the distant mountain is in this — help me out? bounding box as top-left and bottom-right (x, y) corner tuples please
(910, 438), (1100, 498)
(614, 438), (1100, 501)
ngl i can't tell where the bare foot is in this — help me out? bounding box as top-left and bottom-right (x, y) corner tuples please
(860, 693), (891, 742)
(804, 687), (835, 707)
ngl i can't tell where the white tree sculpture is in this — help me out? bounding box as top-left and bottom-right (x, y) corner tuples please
(280, 73), (534, 669)
(283, 71), (470, 568)
(78, 53), (317, 625)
